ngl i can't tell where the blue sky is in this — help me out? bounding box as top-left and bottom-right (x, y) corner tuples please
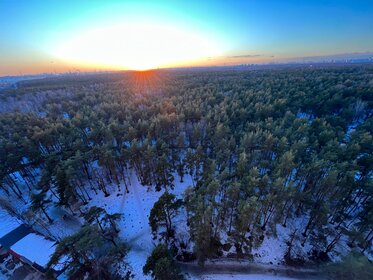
(1, 0), (373, 74)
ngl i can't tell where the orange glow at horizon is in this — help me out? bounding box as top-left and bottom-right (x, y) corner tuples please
(126, 70), (169, 95)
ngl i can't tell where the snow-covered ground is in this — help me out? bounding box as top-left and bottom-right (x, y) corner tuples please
(252, 218), (311, 264)
(183, 260), (324, 280)
(47, 205), (82, 240)
(0, 180), (82, 241)
(0, 167), (353, 279)
(86, 171), (324, 279)
(0, 170), (192, 279)
(0, 208), (21, 238)
(199, 274), (300, 280)
(85, 171), (193, 279)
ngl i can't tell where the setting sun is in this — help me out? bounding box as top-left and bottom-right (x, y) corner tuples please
(1, 1), (373, 279)
(53, 22), (222, 70)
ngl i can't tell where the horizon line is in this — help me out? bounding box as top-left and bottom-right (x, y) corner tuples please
(1, 53), (373, 79)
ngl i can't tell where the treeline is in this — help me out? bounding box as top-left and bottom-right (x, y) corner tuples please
(0, 66), (372, 266)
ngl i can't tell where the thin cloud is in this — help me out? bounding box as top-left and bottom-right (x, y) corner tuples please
(228, 54), (275, 59)
(205, 54), (275, 61)
(230, 54), (262, 58)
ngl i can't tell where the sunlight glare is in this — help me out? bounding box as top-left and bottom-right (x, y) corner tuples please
(54, 22), (222, 70)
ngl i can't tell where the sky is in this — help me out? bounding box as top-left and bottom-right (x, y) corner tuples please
(0, 0), (373, 75)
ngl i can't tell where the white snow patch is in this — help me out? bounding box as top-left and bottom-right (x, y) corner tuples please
(253, 217), (312, 264)
(86, 171), (193, 279)
(0, 208), (21, 238)
(47, 205), (82, 239)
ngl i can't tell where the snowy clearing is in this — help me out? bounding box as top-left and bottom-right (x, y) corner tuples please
(85, 171), (193, 279)
(0, 208), (21, 238)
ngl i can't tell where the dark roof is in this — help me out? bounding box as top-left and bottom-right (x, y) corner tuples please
(0, 224), (32, 249)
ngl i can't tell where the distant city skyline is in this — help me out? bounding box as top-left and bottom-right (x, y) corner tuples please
(1, 0), (373, 75)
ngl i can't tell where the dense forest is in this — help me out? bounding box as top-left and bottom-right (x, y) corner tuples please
(0, 65), (372, 279)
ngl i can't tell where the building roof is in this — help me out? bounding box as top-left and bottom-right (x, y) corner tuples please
(0, 224), (31, 249)
(11, 233), (56, 268)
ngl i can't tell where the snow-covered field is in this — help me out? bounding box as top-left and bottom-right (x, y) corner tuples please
(85, 171), (193, 279)
(84, 171), (325, 279)
(0, 171), (193, 279)
(0, 208), (21, 238)
(252, 219), (311, 264)
(0, 168), (349, 279)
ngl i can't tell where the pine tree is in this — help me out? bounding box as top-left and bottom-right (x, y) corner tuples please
(149, 192), (182, 241)
(143, 244), (184, 280)
(47, 225), (127, 279)
(31, 191), (53, 224)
